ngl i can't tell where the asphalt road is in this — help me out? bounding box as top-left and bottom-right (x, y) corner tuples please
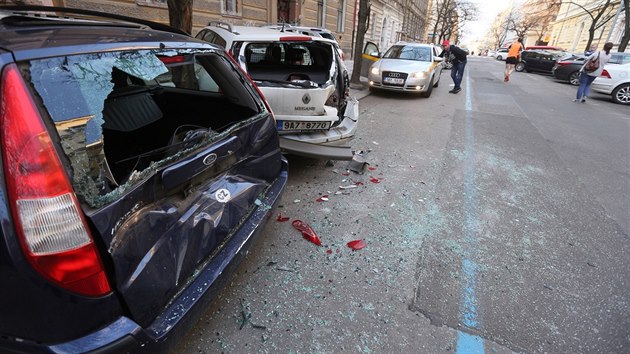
(174, 56), (629, 353)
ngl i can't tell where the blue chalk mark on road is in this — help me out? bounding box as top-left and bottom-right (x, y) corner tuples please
(456, 69), (485, 354)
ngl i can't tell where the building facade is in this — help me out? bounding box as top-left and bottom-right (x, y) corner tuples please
(549, 0), (626, 52)
(17, 0), (433, 57)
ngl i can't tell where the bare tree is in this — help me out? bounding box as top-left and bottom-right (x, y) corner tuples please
(350, 0), (370, 85)
(555, 0), (616, 51)
(520, 0), (562, 45)
(507, 10), (537, 40)
(489, 18), (508, 48)
(167, 0), (193, 35)
(429, 0), (478, 44)
(618, 0), (629, 51)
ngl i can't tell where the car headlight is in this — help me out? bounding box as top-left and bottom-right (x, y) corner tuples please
(413, 71), (428, 79)
(370, 66), (380, 75)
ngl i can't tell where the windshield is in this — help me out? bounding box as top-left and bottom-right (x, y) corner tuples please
(383, 45), (431, 62)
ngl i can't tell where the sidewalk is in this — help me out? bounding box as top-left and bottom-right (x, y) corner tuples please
(344, 59), (371, 100)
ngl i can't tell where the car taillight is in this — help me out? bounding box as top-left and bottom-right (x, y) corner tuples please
(556, 62), (572, 67)
(0, 64), (111, 297)
(600, 69), (611, 79)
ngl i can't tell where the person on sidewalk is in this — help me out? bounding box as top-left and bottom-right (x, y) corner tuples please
(574, 42), (613, 103)
(440, 40), (468, 94)
(504, 38), (523, 82)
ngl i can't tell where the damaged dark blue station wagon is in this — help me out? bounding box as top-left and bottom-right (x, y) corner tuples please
(0, 6), (287, 353)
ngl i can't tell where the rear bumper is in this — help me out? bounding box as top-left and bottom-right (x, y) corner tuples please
(279, 97), (358, 147)
(592, 81), (614, 94)
(2, 158), (289, 354)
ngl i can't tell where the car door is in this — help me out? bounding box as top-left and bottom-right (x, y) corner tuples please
(361, 41), (380, 77)
(541, 53), (557, 72)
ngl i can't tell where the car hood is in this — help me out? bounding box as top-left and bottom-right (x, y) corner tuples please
(374, 59), (434, 73)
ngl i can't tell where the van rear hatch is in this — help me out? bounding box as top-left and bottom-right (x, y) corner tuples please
(23, 48), (283, 327)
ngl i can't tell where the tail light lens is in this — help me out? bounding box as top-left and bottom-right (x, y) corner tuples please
(600, 69), (611, 79)
(0, 64), (111, 297)
(556, 62), (571, 67)
(280, 36), (311, 41)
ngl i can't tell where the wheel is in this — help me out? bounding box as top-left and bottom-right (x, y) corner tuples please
(569, 71), (580, 86)
(515, 62), (525, 72)
(433, 72), (440, 87)
(611, 83), (630, 105)
(496, 55), (503, 61)
(421, 78), (433, 97)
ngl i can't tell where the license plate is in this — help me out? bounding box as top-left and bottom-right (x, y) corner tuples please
(384, 77), (404, 84)
(278, 121), (331, 131)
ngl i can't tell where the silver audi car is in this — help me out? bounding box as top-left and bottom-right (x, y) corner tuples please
(368, 42), (444, 97)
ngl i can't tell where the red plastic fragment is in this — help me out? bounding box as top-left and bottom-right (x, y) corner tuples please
(370, 177), (380, 183)
(316, 195), (329, 202)
(341, 172), (350, 176)
(355, 182), (364, 186)
(326, 249), (333, 254)
(368, 166), (377, 171)
(276, 213), (290, 222)
(347, 240), (366, 251)
(292, 220), (322, 246)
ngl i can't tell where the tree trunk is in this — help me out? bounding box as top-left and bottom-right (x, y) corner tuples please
(585, 27), (595, 52)
(619, 0), (629, 51)
(167, 0), (193, 35)
(350, 0), (370, 85)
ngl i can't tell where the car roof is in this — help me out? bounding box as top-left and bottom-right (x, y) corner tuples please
(0, 6), (209, 57)
(204, 22), (333, 43)
(205, 21), (334, 42)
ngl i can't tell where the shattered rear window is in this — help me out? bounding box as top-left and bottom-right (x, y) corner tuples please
(26, 49), (263, 208)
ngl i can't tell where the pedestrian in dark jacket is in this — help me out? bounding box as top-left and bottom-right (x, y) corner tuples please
(440, 40), (467, 94)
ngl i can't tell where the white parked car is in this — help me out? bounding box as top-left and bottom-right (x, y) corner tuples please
(592, 52), (630, 105)
(494, 48), (509, 61)
(367, 42), (443, 97)
(196, 22), (358, 159)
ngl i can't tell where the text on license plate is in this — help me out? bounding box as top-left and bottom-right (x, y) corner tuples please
(384, 77), (404, 84)
(279, 121), (331, 131)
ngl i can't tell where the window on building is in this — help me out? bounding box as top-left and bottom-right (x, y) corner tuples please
(136, 0), (167, 8)
(317, 0), (324, 27)
(337, 0), (345, 32)
(222, 0), (239, 16)
(370, 13), (376, 38)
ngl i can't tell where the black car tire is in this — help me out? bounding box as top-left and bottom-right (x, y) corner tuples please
(421, 78), (433, 98)
(515, 62), (525, 72)
(611, 83), (630, 105)
(569, 71), (580, 86)
(496, 55), (503, 61)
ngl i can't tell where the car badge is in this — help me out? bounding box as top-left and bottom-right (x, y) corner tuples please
(202, 153), (218, 166)
(302, 93), (311, 104)
(215, 188), (231, 203)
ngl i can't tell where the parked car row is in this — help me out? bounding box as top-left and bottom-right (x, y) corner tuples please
(505, 47), (630, 106)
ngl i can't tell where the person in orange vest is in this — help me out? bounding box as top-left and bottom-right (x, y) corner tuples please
(504, 38), (523, 83)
